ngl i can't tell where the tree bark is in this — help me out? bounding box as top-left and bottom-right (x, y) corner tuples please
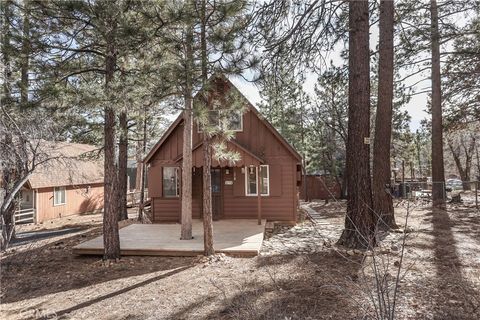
(137, 110), (148, 221)
(337, 0), (376, 249)
(117, 110), (128, 220)
(2, 0), (12, 106)
(449, 141), (468, 187)
(200, 0), (214, 256)
(462, 134), (475, 190)
(475, 140), (480, 181)
(430, 0), (446, 208)
(180, 11), (194, 240)
(135, 109), (144, 193)
(103, 21), (121, 261)
(180, 91), (193, 240)
(448, 134), (476, 190)
(202, 143), (214, 255)
(20, 0), (30, 109)
(372, 0), (396, 229)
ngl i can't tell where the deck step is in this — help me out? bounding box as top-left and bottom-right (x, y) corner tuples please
(265, 221), (275, 232)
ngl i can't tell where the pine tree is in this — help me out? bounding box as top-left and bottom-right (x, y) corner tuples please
(37, 0), (160, 260)
(143, 1), (252, 249)
(311, 66), (348, 198)
(429, 0), (446, 208)
(372, 0), (396, 229)
(181, 3), (195, 240)
(337, 0), (376, 249)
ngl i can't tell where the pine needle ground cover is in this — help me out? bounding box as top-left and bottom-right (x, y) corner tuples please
(1, 202), (479, 320)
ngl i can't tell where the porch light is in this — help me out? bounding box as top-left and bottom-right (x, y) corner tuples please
(249, 167), (255, 175)
(225, 169), (230, 175)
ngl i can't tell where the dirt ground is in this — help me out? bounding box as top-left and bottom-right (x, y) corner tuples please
(1, 201), (479, 320)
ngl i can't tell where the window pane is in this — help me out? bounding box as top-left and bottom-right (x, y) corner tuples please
(260, 166), (269, 195)
(54, 187), (66, 205)
(247, 167), (257, 195)
(227, 112), (242, 131)
(209, 110), (219, 127)
(163, 167), (179, 197)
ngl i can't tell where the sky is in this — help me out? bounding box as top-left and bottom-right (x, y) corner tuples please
(230, 10), (435, 133)
(230, 70), (430, 133)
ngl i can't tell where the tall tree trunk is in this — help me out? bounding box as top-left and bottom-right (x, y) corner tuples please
(137, 109), (148, 221)
(415, 131), (423, 177)
(202, 142), (214, 255)
(0, 132), (17, 251)
(337, 0), (376, 249)
(372, 0), (396, 229)
(103, 23), (121, 261)
(476, 142), (480, 181)
(449, 134), (476, 191)
(135, 109), (144, 192)
(118, 110), (128, 220)
(462, 134), (476, 190)
(430, 0), (446, 208)
(20, 0), (30, 109)
(2, 0), (12, 106)
(180, 13), (194, 240)
(200, 0), (214, 256)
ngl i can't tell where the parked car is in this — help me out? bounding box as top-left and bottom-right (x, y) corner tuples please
(446, 179), (463, 191)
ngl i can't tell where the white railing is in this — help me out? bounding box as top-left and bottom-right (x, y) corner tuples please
(14, 208), (35, 224)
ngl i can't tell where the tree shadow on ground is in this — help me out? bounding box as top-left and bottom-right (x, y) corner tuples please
(10, 227), (85, 247)
(168, 252), (365, 320)
(0, 227), (196, 304)
(429, 207), (480, 319)
(38, 265), (192, 320)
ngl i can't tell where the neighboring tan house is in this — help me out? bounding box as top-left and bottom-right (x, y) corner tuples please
(144, 75), (302, 223)
(16, 142), (104, 224)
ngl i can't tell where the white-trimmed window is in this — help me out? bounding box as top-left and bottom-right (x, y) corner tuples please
(54, 187), (66, 206)
(225, 110), (243, 131)
(198, 110), (243, 132)
(163, 167), (180, 197)
(245, 165), (269, 196)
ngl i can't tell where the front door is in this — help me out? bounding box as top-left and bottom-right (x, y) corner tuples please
(211, 168), (222, 220)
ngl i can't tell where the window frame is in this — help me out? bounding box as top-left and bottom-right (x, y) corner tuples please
(225, 110), (243, 132)
(244, 165), (270, 196)
(163, 167), (180, 198)
(53, 186), (66, 206)
(197, 109), (243, 133)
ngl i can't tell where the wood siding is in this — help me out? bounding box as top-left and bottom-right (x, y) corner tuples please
(147, 78), (301, 222)
(149, 107), (293, 166)
(35, 183), (104, 223)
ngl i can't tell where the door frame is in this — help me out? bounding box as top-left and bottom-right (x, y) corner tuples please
(211, 167), (224, 220)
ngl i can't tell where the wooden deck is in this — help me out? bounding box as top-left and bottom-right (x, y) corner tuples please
(73, 219), (266, 257)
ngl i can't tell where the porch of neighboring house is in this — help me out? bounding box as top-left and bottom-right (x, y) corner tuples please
(15, 188), (36, 224)
(73, 219), (266, 257)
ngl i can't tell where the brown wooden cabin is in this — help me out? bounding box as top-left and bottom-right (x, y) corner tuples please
(144, 75), (302, 223)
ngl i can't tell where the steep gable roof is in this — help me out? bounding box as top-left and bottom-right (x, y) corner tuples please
(144, 74), (302, 164)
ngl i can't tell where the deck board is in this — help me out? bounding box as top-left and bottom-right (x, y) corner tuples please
(73, 219), (266, 257)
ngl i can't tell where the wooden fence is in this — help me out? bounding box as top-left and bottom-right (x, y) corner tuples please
(300, 175), (341, 201)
